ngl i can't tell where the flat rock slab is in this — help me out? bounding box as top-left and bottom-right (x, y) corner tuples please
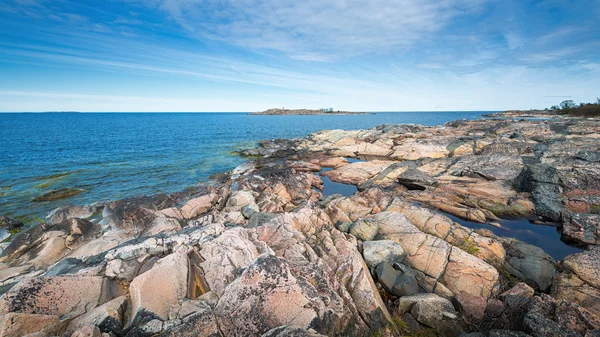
(129, 250), (189, 322)
(0, 276), (112, 319)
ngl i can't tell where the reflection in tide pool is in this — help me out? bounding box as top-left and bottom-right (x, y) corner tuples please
(319, 168), (358, 197)
(446, 213), (583, 260)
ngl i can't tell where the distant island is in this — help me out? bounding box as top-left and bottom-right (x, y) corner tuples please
(251, 108), (367, 115)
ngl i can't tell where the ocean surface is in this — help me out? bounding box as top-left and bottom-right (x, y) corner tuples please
(0, 111), (486, 223)
(0, 111), (583, 259)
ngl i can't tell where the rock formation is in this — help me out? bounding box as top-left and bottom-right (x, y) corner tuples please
(1, 111), (599, 336)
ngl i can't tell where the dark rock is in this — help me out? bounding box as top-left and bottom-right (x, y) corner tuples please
(101, 193), (183, 231)
(398, 168), (437, 190)
(524, 295), (585, 337)
(515, 164), (563, 222)
(260, 326), (327, 337)
(32, 188), (86, 202)
(46, 204), (101, 224)
(449, 154), (525, 182)
(334, 221), (352, 233)
(401, 313), (422, 332)
(375, 262), (400, 294)
(562, 213), (600, 246)
(576, 151), (600, 163)
(502, 238), (556, 292)
(0, 216), (24, 231)
(392, 274), (419, 297)
(247, 212), (278, 228)
(489, 330), (532, 337)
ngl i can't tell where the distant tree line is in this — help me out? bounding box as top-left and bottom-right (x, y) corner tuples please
(546, 98), (600, 117)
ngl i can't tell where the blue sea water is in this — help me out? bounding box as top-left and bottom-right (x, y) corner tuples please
(0, 111), (487, 223)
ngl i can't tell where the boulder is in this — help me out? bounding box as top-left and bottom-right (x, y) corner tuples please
(350, 218), (379, 241)
(503, 238), (556, 292)
(46, 204), (99, 224)
(225, 190), (256, 210)
(129, 251), (189, 322)
(362, 240), (405, 269)
(0, 216), (23, 231)
(138, 215), (181, 237)
(180, 194), (217, 220)
(247, 212), (278, 228)
(561, 247), (600, 290)
(411, 294), (457, 329)
(374, 262), (418, 297)
(398, 168), (437, 190)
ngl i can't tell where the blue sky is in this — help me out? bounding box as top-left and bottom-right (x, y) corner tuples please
(0, 0), (599, 112)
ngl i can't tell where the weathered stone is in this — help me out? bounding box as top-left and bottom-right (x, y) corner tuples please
(180, 194), (217, 220)
(350, 218), (378, 241)
(215, 254), (325, 336)
(362, 240), (405, 269)
(261, 326), (328, 337)
(138, 215), (182, 237)
(247, 212), (278, 228)
(65, 295), (129, 336)
(164, 301), (220, 337)
(524, 295), (587, 337)
(0, 276), (112, 319)
(489, 331), (532, 337)
(199, 228), (261, 297)
(503, 238), (556, 292)
(551, 272), (600, 318)
(70, 325), (102, 337)
(443, 247), (500, 320)
(46, 204), (99, 224)
(410, 294), (457, 328)
(0, 313), (62, 337)
(562, 213), (600, 246)
(0, 216), (23, 231)
(321, 160), (395, 186)
(129, 251), (189, 322)
(398, 168), (437, 190)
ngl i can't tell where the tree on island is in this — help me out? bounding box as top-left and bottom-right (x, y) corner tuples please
(549, 98), (600, 117)
(559, 100), (576, 111)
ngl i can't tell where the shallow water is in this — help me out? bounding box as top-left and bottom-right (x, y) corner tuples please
(319, 168), (359, 197)
(0, 111), (489, 222)
(445, 213), (583, 260)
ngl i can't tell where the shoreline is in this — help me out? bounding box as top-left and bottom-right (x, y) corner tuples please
(1, 110), (600, 336)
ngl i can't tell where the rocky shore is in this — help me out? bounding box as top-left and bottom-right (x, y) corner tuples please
(1, 112), (600, 337)
(251, 108), (366, 115)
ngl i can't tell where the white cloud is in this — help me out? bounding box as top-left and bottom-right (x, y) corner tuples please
(149, 0), (488, 60)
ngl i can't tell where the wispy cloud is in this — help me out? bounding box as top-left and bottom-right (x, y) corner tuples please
(142, 0), (489, 61)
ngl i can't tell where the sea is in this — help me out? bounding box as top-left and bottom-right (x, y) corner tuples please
(0, 111), (582, 259)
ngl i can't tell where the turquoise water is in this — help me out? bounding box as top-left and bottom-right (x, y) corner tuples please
(0, 111), (487, 223)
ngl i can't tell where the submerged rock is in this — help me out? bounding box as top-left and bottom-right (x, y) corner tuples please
(32, 188), (86, 202)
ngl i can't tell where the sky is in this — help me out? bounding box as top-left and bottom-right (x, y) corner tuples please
(0, 0), (599, 112)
